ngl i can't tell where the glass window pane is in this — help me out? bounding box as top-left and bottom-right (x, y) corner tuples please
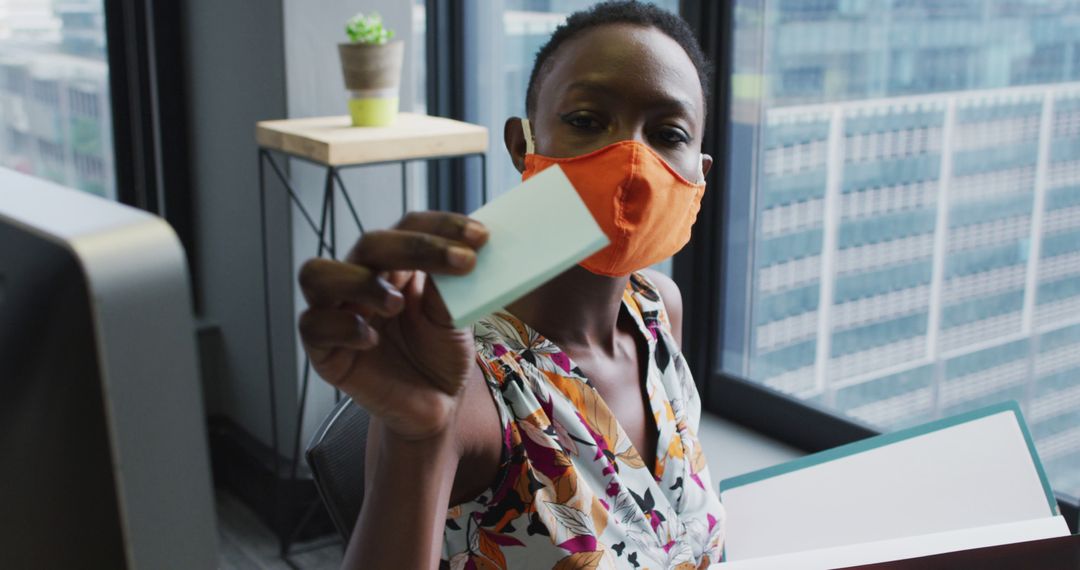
(413, 0), (426, 114)
(0, 0), (114, 199)
(722, 0), (1080, 499)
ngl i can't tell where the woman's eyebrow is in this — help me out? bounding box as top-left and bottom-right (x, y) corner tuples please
(564, 80), (696, 116)
(564, 79), (619, 98)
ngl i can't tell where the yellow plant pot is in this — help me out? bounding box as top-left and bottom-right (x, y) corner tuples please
(348, 94), (399, 126)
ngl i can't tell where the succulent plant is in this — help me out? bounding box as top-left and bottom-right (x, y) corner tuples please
(345, 12), (395, 45)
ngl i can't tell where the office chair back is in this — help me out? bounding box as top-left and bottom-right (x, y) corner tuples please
(305, 397), (370, 542)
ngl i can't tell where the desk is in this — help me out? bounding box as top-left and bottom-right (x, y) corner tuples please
(254, 113), (488, 559)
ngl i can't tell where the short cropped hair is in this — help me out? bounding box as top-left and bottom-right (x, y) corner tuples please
(525, 1), (711, 116)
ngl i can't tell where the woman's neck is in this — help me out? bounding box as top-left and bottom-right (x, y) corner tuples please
(505, 265), (629, 355)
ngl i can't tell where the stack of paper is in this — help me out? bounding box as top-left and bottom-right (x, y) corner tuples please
(431, 165), (609, 329)
(715, 402), (1068, 568)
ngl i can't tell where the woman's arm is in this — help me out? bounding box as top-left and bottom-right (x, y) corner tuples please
(343, 422), (460, 569)
(295, 211), (497, 567)
(344, 362), (501, 569)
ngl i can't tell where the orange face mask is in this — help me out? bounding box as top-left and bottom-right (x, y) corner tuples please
(520, 119), (706, 277)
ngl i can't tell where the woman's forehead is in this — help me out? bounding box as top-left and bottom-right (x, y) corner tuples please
(536, 23), (703, 117)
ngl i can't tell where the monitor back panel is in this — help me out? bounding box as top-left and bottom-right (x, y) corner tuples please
(0, 169), (217, 569)
(0, 220), (128, 568)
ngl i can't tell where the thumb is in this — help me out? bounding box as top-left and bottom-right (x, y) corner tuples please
(415, 273), (457, 329)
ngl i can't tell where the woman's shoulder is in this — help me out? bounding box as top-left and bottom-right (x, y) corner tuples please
(472, 311), (538, 361)
(632, 271), (702, 427)
(634, 269), (683, 310)
(631, 269), (684, 347)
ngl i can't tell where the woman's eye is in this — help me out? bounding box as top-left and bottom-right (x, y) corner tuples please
(656, 128), (690, 145)
(563, 114), (601, 130)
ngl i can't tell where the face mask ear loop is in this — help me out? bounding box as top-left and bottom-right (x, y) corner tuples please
(521, 118), (536, 155)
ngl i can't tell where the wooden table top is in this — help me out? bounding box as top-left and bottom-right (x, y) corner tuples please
(255, 113), (489, 166)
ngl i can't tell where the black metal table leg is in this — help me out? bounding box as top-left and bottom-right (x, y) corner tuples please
(257, 149), (284, 548)
(280, 167), (337, 556)
(401, 161), (409, 214)
(334, 169), (366, 235)
(480, 152), (488, 204)
(328, 168), (337, 260)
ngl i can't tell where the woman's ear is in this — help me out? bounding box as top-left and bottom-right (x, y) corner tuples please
(504, 116), (527, 174)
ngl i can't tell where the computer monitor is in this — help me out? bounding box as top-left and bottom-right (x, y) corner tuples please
(0, 168), (217, 568)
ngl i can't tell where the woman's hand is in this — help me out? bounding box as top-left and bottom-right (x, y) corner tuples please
(297, 211), (488, 442)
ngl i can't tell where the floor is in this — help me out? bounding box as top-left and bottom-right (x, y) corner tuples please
(217, 491), (343, 570)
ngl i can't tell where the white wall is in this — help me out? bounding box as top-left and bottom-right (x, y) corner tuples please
(185, 0), (425, 450)
(183, 0), (297, 447)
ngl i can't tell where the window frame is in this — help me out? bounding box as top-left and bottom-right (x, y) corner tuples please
(675, 0), (1079, 532)
(424, 0), (470, 213)
(103, 0), (198, 307)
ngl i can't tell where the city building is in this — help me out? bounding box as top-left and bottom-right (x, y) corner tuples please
(0, 0), (112, 198)
(743, 0), (1080, 497)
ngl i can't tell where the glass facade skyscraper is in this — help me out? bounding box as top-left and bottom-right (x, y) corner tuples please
(0, 0), (113, 199)
(725, 0), (1080, 498)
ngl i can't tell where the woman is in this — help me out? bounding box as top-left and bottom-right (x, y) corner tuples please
(297, 2), (723, 568)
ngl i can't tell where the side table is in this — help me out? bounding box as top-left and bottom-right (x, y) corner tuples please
(254, 113), (489, 562)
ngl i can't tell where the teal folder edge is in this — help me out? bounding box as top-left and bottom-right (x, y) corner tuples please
(718, 401), (1059, 517)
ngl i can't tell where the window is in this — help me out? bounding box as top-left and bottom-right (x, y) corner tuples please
(719, 0), (1080, 503)
(781, 67), (825, 98)
(413, 0), (427, 114)
(0, 0), (115, 199)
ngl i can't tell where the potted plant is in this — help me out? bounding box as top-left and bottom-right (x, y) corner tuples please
(338, 12), (403, 126)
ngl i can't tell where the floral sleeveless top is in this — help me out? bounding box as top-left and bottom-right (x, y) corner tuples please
(442, 273), (725, 569)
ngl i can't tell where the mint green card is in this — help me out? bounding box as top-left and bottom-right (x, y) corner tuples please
(431, 165), (609, 329)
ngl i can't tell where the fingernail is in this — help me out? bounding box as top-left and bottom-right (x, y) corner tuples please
(464, 221), (488, 243)
(448, 246), (475, 269)
(384, 291), (404, 312)
(352, 323), (378, 349)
